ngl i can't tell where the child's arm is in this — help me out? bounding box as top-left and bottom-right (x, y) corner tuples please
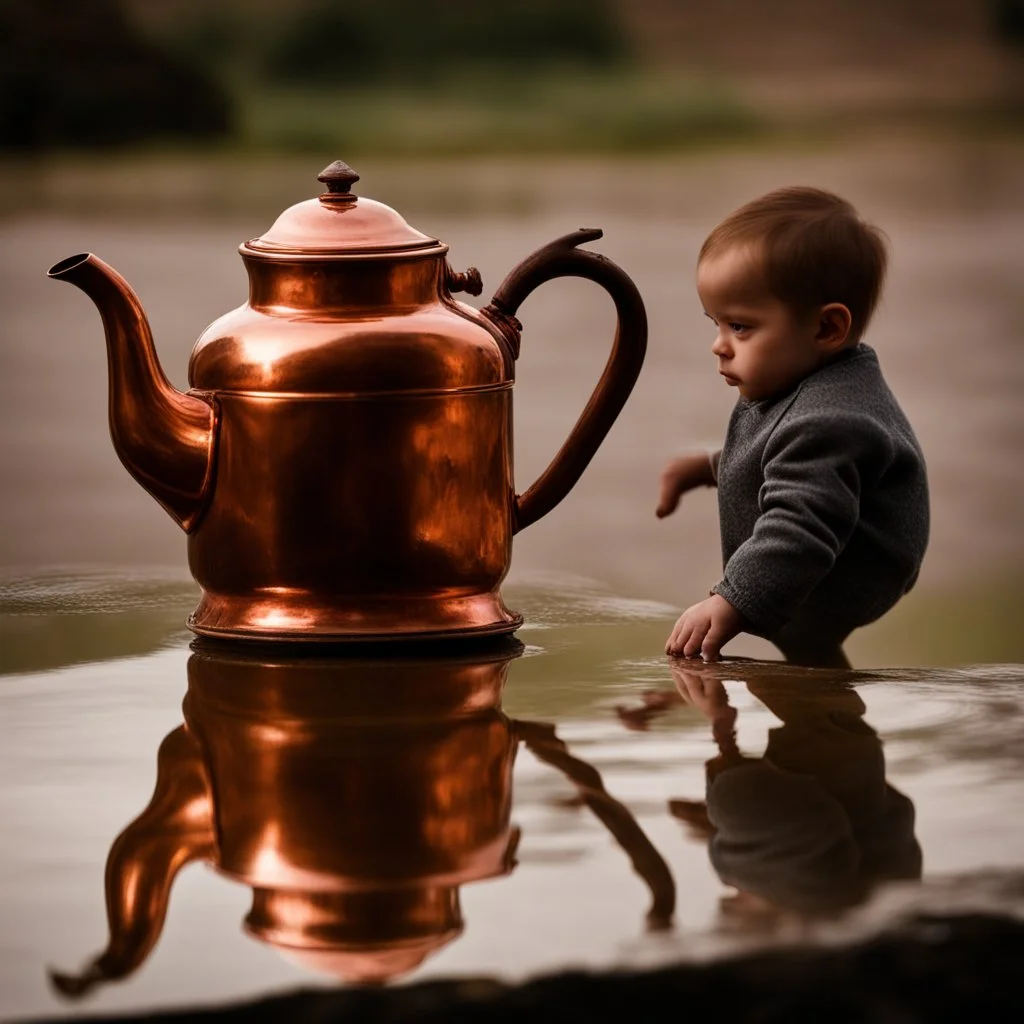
(658, 449), (727, 656)
(656, 450), (718, 518)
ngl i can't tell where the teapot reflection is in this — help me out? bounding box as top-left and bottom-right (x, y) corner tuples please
(55, 639), (673, 995)
(619, 661), (922, 925)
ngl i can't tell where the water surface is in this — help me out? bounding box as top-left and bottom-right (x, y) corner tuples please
(1, 572), (1022, 1020)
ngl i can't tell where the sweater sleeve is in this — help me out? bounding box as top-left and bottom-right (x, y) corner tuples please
(712, 411), (894, 636)
(709, 449), (722, 483)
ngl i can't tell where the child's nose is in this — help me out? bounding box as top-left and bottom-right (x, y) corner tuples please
(711, 331), (731, 358)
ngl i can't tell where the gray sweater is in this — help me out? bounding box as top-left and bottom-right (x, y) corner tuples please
(711, 344), (929, 643)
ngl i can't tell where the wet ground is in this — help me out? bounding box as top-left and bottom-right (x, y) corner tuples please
(1, 573), (1024, 1020)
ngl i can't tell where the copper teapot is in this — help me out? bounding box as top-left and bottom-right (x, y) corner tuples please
(48, 161), (647, 642)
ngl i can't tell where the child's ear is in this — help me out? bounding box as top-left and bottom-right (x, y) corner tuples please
(815, 303), (853, 352)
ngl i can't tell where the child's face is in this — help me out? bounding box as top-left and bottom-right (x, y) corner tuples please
(696, 245), (822, 402)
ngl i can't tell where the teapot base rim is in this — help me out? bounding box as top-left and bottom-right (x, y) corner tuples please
(186, 590), (522, 645)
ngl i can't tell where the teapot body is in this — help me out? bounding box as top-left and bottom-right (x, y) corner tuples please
(185, 644), (519, 892)
(187, 252), (521, 641)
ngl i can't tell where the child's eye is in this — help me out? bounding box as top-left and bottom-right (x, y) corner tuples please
(728, 322), (750, 334)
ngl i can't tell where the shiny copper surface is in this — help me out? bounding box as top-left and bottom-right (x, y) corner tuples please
(186, 643), (521, 892)
(50, 726), (216, 998)
(53, 640), (673, 993)
(484, 228), (648, 531)
(45, 254), (216, 531)
(48, 162), (647, 641)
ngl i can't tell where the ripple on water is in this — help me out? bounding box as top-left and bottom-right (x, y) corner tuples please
(0, 566), (196, 615)
(505, 570), (679, 629)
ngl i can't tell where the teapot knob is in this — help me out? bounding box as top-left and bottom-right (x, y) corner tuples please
(317, 160), (360, 195)
(447, 265), (483, 296)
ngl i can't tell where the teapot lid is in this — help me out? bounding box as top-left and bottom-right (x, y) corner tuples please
(242, 160), (446, 259)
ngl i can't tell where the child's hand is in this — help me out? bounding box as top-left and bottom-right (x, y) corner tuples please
(665, 594), (744, 660)
(656, 452), (716, 518)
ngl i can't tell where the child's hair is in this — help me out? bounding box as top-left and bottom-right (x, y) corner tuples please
(699, 187), (889, 341)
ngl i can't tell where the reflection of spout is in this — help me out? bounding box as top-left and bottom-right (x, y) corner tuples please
(50, 727), (215, 999)
(47, 253), (216, 530)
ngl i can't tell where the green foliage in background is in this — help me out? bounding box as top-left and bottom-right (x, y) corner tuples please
(240, 73), (762, 156)
(0, 0), (762, 154)
(262, 0), (629, 84)
(8, 0), (1016, 155)
(131, 0), (761, 155)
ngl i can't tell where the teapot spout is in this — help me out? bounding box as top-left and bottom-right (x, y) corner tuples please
(48, 254), (216, 531)
(50, 727), (215, 999)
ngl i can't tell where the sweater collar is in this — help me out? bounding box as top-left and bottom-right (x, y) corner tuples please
(740, 343), (874, 414)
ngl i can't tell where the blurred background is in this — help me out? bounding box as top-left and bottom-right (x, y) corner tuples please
(1, 0), (1023, 667)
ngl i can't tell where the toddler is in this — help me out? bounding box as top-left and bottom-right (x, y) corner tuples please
(658, 187), (929, 666)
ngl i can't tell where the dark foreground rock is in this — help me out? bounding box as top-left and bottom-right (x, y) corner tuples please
(22, 913), (1024, 1023)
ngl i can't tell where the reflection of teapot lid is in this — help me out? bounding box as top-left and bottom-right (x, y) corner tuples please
(246, 887), (462, 983)
(242, 160), (446, 259)
(279, 943), (454, 985)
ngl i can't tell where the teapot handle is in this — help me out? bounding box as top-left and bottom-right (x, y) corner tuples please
(482, 228), (647, 534)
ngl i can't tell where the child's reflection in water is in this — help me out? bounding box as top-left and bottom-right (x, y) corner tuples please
(618, 661), (921, 927)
